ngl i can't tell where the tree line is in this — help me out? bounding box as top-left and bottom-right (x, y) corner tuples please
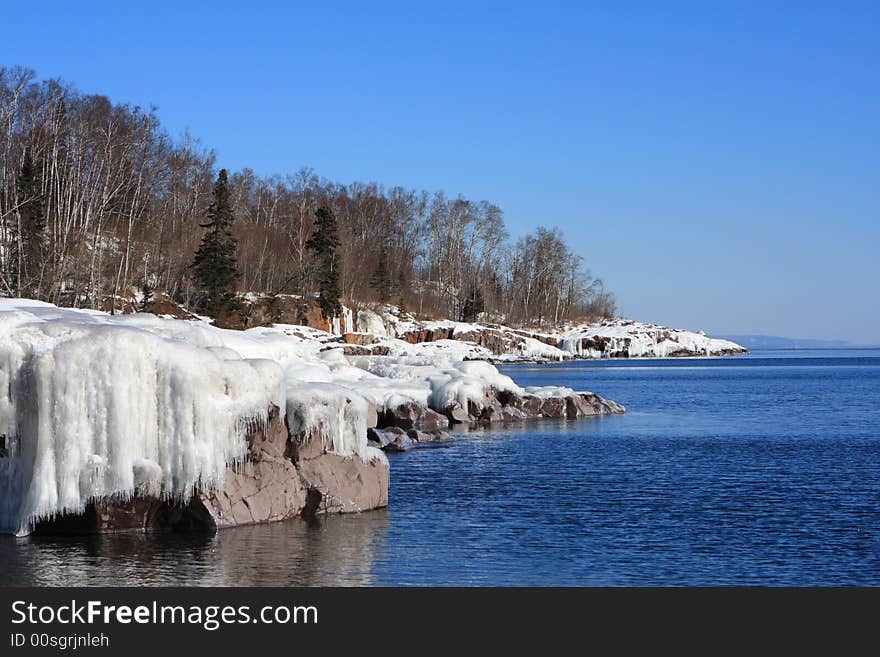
(0, 67), (616, 326)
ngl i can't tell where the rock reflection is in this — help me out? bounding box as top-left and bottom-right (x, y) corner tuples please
(0, 510), (389, 586)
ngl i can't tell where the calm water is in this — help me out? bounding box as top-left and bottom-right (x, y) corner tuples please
(2, 349), (878, 586)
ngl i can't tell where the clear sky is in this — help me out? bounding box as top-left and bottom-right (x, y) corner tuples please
(3, 1), (878, 342)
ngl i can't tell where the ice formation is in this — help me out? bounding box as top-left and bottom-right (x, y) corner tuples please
(0, 300), (286, 534)
(0, 298), (541, 535)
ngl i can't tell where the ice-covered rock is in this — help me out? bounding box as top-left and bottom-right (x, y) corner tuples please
(0, 299), (389, 534)
(0, 297), (627, 534)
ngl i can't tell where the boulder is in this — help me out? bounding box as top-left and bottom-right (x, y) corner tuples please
(406, 429), (453, 443)
(565, 393), (593, 419)
(342, 332), (378, 346)
(367, 426), (407, 448)
(197, 405), (308, 527)
(297, 452), (389, 514)
(34, 404), (310, 533)
(383, 432), (415, 452)
(341, 345), (372, 356)
(479, 402), (527, 423)
(579, 392), (626, 415)
(445, 402), (471, 424)
(540, 397), (568, 419)
(499, 406), (527, 422)
(512, 394), (544, 417)
(379, 402), (450, 431)
(454, 328), (524, 355)
(378, 401), (422, 430)
(478, 403), (504, 423)
(416, 408), (449, 431)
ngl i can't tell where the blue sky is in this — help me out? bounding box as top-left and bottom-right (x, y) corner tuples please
(3, 1), (878, 342)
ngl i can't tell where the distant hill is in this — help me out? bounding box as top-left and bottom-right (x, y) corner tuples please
(716, 335), (852, 350)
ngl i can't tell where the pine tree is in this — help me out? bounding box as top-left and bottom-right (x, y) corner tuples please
(461, 283), (485, 322)
(306, 205), (342, 320)
(15, 151), (46, 297)
(191, 169), (240, 319)
(370, 252), (392, 303)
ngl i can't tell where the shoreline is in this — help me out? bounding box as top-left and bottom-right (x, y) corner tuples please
(0, 298), (625, 536)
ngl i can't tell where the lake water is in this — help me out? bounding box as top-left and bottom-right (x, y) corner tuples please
(2, 349), (878, 586)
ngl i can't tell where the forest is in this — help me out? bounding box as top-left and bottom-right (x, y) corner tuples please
(0, 67), (616, 327)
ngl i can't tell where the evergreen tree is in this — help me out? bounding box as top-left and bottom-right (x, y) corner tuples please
(15, 151), (46, 296)
(370, 251), (392, 303)
(191, 169), (240, 319)
(306, 205), (342, 320)
(137, 279), (154, 313)
(461, 283), (485, 322)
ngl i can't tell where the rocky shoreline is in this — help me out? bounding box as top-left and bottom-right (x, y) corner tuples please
(0, 297), (629, 536)
(32, 388), (624, 534)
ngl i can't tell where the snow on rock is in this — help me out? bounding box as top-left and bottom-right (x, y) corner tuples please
(559, 320), (747, 358)
(497, 336), (570, 362)
(358, 304), (744, 360)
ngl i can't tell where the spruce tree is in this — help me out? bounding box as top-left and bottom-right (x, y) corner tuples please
(191, 169), (239, 319)
(370, 252), (392, 303)
(137, 279), (155, 313)
(306, 205), (342, 320)
(15, 151), (46, 296)
(461, 284), (485, 322)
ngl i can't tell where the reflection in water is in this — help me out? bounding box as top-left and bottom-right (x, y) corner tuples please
(0, 511), (389, 586)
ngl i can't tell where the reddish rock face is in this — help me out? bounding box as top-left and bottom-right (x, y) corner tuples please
(295, 429), (390, 512)
(455, 329), (526, 355)
(399, 327), (455, 344)
(342, 332), (379, 346)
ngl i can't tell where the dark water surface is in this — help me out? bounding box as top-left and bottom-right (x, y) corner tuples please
(2, 349), (878, 585)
